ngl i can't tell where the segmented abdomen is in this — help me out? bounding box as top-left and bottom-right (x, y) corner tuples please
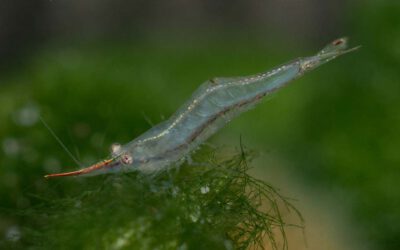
(133, 61), (301, 159)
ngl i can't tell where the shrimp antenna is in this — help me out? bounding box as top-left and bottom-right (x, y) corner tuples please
(40, 116), (83, 167)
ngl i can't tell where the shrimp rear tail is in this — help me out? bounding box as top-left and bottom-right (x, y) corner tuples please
(319, 37), (360, 55)
(316, 37), (360, 63)
(300, 37), (360, 73)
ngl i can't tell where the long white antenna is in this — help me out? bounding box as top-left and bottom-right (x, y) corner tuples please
(40, 116), (82, 167)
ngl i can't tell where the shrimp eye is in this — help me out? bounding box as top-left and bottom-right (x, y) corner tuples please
(121, 153), (133, 165)
(110, 143), (122, 156)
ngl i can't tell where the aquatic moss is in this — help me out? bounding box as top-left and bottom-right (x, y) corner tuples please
(7, 146), (303, 250)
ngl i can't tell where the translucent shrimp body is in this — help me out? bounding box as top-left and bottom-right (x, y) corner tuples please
(45, 38), (357, 178)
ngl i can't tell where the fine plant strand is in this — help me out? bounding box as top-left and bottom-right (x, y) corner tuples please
(13, 147), (304, 250)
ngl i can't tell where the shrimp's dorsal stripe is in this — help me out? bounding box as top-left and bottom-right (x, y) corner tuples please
(136, 64), (291, 145)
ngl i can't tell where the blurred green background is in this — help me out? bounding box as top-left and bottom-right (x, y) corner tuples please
(0, 0), (399, 249)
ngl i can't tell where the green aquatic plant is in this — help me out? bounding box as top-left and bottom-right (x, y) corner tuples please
(8, 145), (303, 250)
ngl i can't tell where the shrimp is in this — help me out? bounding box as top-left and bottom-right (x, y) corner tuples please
(45, 37), (358, 178)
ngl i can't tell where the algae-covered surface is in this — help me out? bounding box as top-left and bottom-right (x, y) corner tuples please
(3, 144), (303, 249)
